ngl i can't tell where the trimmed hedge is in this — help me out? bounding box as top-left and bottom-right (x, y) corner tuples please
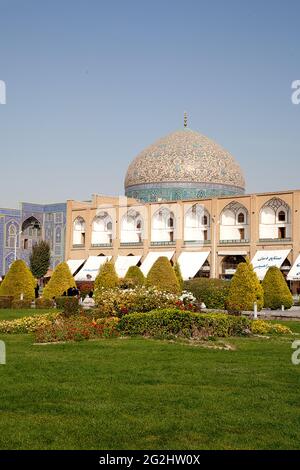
(0, 296), (14, 309)
(0, 260), (35, 300)
(124, 266), (145, 287)
(11, 299), (32, 309)
(262, 266), (293, 310)
(43, 262), (75, 299)
(56, 297), (79, 317)
(147, 257), (180, 294)
(94, 260), (119, 289)
(35, 298), (55, 309)
(117, 308), (251, 338)
(184, 278), (230, 309)
(226, 259), (264, 312)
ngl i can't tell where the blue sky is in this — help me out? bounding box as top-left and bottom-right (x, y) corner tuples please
(0, 0), (299, 208)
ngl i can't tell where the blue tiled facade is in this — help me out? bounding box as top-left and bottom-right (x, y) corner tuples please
(0, 202), (66, 276)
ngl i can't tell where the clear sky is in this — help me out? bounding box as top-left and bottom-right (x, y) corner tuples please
(0, 0), (299, 208)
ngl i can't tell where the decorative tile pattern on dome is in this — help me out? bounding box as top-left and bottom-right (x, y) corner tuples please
(124, 129), (245, 190)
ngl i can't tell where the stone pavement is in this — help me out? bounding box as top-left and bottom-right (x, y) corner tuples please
(243, 306), (300, 320)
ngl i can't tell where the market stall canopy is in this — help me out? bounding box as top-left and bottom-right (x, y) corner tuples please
(140, 251), (174, 276)
(251, 250), (291, 281)
(75, 256), (111, 282)
(67, 259), (86, 275)
(115, 255), (141, 278)
(287, 254), (300, 281)
(178, 251), (210, 280)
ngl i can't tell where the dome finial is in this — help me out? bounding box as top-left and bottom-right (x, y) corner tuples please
(184, 111), (187, 128)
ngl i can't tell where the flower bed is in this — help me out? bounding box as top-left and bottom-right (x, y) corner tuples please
(35, 316), (119, 343)
(93, 286), (179, 318)
(0, 312), (60, 334)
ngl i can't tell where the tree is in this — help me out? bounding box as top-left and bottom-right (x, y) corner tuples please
(94, 260), (119, 290)
(43, 262), (75, 299)
(147, 256), (180, 294)
(226, 259), (264, 312)
(262, 266), (293, 310)
(0, 259), (35, 300)
(29, 240), (51, 279)
(124, 265), (145, 286)
(173, 262), (184, 291)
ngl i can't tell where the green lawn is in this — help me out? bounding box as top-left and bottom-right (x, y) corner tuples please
(0, 323), (300, 450)
(0, 308), (59, 321)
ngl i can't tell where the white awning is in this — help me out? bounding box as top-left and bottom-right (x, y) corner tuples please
(251, 250), (291, 281)
(75, 256), (112, 281)
(218, 250), (248, 256)
(178, 251), (210, 280)
(67, 259), (86, 275)
(287, 254), (300, 281)
(115, 255), (141, 278)
(140, 251), (174, 276)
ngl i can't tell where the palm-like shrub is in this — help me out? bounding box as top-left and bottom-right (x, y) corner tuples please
(43, 262), (75, 299)
(124, 265), (145, 286)
(146, 257), (180, 294)
(262, 266), (293, 310)
(0, 259), (35, 300)
(173, 262), (184, 292)
(226, 259), (264, 312)
(94, 260), (119, 290)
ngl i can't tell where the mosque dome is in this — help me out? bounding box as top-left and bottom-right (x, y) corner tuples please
(124, 124), (245, 202)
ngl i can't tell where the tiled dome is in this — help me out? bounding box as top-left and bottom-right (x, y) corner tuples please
(124, 128), (245, 202)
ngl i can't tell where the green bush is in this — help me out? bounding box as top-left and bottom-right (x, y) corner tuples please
(0, 260), (35, 300)
(174, 262), (184, 291)
(43, 262), (75, 299)
(124, 266), (145, 286)
(117, 309), (251, 338)
(35, 297), (55, 309)
(226, 259), (264, 312)
(94, 260), (119, 289)
(0, 312), (60, 334)
(147, 257), (180, 294)
(11, 299), (32, 309)
(262, 266), (293, 310)
(56, 297), (79, 317)
(0, 296), (14, 309)
(184, 278), (230, 309)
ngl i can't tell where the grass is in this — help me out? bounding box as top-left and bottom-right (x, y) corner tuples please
(0, 308), (59, 321)
(0, 320), (300, 450)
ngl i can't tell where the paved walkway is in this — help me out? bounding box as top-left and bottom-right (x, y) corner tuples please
(243, 306), (300, 320)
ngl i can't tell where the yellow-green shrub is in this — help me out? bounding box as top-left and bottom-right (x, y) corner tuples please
(174, 262), (184, 291)
(43, 262), (75, 299)
(0, 260), (35, 300)
(262, 266), (293, 310)
(124, 266), (145, 286)
(0, 312), (60, 334)
(226, 259), (264, 312)
(94, 260), (119, 289)
(147, 257), (180, 294)
(251, 319), (292, 335)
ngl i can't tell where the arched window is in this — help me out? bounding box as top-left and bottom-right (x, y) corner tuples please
(219, 202), (249, 242)
(7, 224), (17, 248)
(121, 210), (143, 244)
(152, 208), (175, 243)
(237, 212), (245, 224)
(91, 212), (113, 246)
(73, 216), (85, 246)
(278, 210), (286, 222)
(202, 215), (208, 226)
(259, 198), (291, 240)
(184, 204), (211, 243)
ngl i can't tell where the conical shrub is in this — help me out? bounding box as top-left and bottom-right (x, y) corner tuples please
(0, 259), (35, 300)
(43, 262), (75, 299)
(147, 256), (180, 294)
(174, 261), (184, 291)
(124, 265), (145, 286)
(262, 266), (293, 310)
(94, 260), (119, 289)
(226, 259), (264, 312)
